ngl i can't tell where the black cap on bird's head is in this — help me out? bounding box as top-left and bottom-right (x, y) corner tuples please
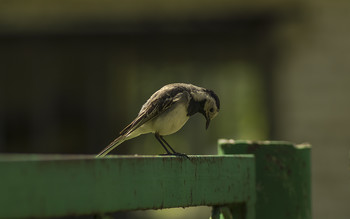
(202, 89), (220, 130)
(206, 89), (220, 110)
(187, 86), (220, 130)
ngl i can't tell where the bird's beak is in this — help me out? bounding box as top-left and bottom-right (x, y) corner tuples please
(205, 116), (210, 130)
(200, 111), (211, 130)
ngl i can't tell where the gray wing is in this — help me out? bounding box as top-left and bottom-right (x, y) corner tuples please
(119, 89), (189, 136)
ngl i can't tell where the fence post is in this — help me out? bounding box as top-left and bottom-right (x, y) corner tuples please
(218, 140), (311, 219)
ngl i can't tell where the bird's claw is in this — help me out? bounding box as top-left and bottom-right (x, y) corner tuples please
(159, 152), (189, 159)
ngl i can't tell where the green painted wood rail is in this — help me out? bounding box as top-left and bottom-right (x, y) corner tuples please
(0, 154), (255, 218)
(0, 140), (311, 219)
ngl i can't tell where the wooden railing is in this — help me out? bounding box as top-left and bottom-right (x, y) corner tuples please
(0, 140), (311, 219)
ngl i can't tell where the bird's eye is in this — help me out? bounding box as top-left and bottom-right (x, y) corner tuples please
(210, 108), (214, 113)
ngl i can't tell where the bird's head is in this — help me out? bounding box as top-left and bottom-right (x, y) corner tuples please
(201, 89), (220, 129)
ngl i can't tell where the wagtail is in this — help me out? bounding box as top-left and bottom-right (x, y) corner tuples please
(96, 83), (220, 157)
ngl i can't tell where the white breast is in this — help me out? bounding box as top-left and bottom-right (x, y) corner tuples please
(148, 102), (189, 136)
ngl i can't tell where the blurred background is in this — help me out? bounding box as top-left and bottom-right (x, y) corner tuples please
(0, 0), (349, 218)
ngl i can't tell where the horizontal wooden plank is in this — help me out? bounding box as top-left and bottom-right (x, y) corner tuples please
(0, 154), (255, 218)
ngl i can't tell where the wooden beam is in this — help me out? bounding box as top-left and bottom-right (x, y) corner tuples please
(0, 154), (255, 218)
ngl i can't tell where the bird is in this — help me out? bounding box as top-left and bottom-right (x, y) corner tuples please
(96, 83), (220, 158)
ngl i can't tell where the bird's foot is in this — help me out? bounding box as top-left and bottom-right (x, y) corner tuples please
(173, 152), (190, 159)
(159, 152), (189, 159)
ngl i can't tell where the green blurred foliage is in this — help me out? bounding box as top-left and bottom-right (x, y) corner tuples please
(0, 33), (270, 156)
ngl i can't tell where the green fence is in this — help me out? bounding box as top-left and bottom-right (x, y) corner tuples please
(0, 140), (310, 219)
(219, 140), (311, 219)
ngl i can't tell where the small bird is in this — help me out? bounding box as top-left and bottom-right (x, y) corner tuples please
(96, 83), (220, 158)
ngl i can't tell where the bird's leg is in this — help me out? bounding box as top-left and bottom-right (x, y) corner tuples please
(155, 133), (172, 155)
(156, 134), (189, 159)
(159, 135), (177, 154)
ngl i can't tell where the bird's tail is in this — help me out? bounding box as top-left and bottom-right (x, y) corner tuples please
(96, 135), (126, 157)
